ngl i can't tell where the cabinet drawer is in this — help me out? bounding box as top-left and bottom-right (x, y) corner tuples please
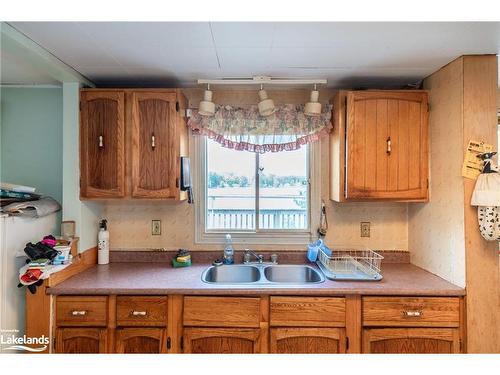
(116, 296), (168, 327)
(362, 297), (460, 327)
(183, 296), (260, 328)
(56, 296), (108, 327)
(270, 297), (345, 327)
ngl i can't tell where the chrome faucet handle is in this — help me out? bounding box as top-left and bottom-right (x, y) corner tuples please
(270, 253), (278, 264)
(244, 249), (263, 264)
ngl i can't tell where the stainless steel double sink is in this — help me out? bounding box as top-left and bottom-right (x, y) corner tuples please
(201, 264), (325, 285)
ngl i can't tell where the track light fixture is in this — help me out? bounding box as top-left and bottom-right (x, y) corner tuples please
(304, 84), (322, 117)
(257, 85), (276, 117)
(195, 77), (327, 117)
(198, 84), (215, 116)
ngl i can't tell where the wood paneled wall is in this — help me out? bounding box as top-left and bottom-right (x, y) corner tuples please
(462, 56), (499, 353)
(412, 55), (500, 353)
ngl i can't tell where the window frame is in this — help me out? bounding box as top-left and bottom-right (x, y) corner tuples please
(193, 135), (321, 245)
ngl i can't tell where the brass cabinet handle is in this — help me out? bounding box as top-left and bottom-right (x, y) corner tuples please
(131, 310), (147, 316)
(71, 310), (87, 316)
(151, 134), (156, 149)
(402, 310), (423, 317)
(98, 135), (104, 148)
(386, 137), (392, 155)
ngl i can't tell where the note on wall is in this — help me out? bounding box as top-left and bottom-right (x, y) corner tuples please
(462, 140), (494, 180)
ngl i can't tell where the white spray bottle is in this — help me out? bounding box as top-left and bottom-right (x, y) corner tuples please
(98, 219), (109, 265)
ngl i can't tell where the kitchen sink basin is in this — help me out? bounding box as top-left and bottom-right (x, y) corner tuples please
(201, 264), (325, 285)
(264, 265), (325, 283)
(201, 265), (261, 283)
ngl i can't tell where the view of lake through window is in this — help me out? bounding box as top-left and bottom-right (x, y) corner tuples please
(206, 139), (309, 231)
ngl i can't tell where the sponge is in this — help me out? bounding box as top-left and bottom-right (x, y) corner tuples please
(172, 258), (192, 268)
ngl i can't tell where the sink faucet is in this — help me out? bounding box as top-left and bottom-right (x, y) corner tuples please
(244, 249), (263, 264)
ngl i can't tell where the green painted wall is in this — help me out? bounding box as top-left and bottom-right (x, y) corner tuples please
(0, 87), (63, 206)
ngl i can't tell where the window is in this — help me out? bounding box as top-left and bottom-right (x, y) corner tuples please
(194, 137), (321, 244)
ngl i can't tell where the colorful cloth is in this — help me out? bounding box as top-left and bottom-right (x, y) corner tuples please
(188, 104), (333, 153)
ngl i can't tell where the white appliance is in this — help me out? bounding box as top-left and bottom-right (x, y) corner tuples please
(0, 213), (58, 347)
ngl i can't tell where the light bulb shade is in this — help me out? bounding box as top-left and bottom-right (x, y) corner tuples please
(304, 90), (321, 116)
(258, 89), (275, 116)
(198, 89), (215, 116)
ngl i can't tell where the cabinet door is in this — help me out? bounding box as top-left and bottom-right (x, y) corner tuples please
(363, 328), (460, 353)
(346, 91), (428, 201)
(270, 328), (346, 354)
(80, 91), (125, 198)
(55, 328), (107, 353)
(183, 328), (261, 354)
(115, 328), (166, 354)
(131, 92), (177, 198)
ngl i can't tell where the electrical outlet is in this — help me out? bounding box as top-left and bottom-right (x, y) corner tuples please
(152, 220), (161, 235)
(360, 222), (371, 237)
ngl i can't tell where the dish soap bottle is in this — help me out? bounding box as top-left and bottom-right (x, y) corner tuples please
(223, 234), (234, 265)
(98, 219), (109, 265)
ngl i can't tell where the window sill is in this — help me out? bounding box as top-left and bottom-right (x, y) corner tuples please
(195, 231), (314, 245)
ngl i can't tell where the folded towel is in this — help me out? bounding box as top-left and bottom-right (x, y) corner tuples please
(0, 182), (36, 193)
(471, 173), (500, 206)
(1, 196), (61, 218)
(471, 172), (500, 242)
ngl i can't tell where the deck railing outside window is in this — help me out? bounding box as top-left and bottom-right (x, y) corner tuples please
(207, 194), (308, 230)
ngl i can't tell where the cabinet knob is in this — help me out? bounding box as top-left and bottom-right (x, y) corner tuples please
(98, 135), (104, 148)
(71, 310), (87, 316)
(131, 310), (147, 316)
(386, 137), (392, 155)
(402, 310), (423, 317)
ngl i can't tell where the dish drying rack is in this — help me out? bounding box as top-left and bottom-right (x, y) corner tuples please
(316, 248), (384, 281)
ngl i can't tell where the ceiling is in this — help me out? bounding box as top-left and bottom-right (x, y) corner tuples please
(3, 22), (500, 87)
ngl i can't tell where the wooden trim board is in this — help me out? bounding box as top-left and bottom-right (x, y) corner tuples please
(25, 242), (97, 354)
(461, 55), (500, 353)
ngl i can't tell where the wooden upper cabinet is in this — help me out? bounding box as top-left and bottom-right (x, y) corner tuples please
(80, 91), (125, 198)
(131, 92), (177, 198)
(79, 89), (188, 200)
(330, 90), (429, 202)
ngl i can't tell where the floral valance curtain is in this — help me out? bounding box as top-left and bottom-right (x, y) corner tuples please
(187, 104), (333, 153)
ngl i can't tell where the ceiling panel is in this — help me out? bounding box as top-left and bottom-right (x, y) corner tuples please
(210, 22), (276, 47)
(77, 22), (214, 48)
(11, 22), (119, 67)
(5, 22), (500, 87)
(217, 47), (273, 71)
(272, 22), (500, 48)
(110, 47), (219, 70)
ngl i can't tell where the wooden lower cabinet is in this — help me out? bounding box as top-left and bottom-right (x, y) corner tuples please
(51, 294), (464, 354)
(183, 328), (262, 354)
(363, 328), (461, 354)
(270, 328), (346, 354)
(55, 328), (107, 353)
(115, 328), (167, 354)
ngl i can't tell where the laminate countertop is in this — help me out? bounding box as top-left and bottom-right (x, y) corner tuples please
(47, 262), (465, 296)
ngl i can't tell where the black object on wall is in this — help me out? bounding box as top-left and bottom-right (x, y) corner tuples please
(180, 157), (194, 203)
